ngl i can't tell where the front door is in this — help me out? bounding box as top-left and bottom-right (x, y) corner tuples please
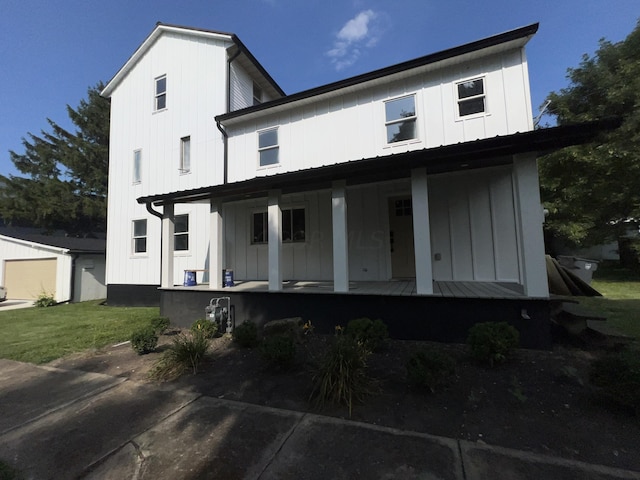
(388, 197), (416, 278)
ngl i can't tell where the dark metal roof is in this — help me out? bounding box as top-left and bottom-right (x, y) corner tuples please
(216, 23), (539, 123)
(137, 119), (617, 207)
(0, 228), (106, 253)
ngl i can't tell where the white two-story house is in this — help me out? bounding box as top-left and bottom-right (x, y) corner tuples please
(102, 23), (605, 347)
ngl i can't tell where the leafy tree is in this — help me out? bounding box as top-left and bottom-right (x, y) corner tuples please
(539, 19), (640, 247)
(0, 83), (109, 234)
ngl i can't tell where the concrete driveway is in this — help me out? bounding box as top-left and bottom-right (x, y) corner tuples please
(0, 299), (33, 310)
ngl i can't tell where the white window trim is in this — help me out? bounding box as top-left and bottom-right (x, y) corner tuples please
(132, 149), (142, 184)
(173, 213), (191, 255)
(383, 93), (421, 148)
(131, 218), (148, 256)
(179, 136), (191, 174)
(454, 75), (489, 121)
(257, 127), (280, 170)
(154, 74), (167, 112)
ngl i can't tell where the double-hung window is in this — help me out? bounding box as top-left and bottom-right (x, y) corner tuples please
(133, 150), (141, 183)
(258, 128), (279, 167)
(174, 214), (189, 251)
(132, 219), (147, 254)
(251, 208), (305, 244)
(180, 136), (191, 173)
(155, 75), (167, 111)
(457, 78), (485, 117)
(385, 95), (417, 144)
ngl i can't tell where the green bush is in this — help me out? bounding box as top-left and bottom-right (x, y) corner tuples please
(310, 332), (373, 416)
(0, 460), (24, 480)
(467, 321), (519, 367)
(131, 327), (158, 355)
(260, 334), (296, 369)
(34, 291), (56, 308)
(148, 331), (209, 381)
(190, 318), (218, 339)
(345, 317), (388, 351)
(233, 321), (259, 348)
(406, 349), (456, 392)
(590, 346), (640, 416)
(150, 316), (170, 334)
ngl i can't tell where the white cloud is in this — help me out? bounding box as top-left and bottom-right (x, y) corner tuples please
(326, 10), (383, 71)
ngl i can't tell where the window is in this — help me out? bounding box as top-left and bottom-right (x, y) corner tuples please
(132, 219), (147, 254)
(133, 150), (141, 183)
(394, 198), (412, 217)
(258, 128), (279, 167)
(457, 78), (485, 117)
(252, 208), (305, 244)
(155, 75), (167, 111)
(253, 82), (263, 106)
(180, 136), (191, 173)
(174, 214), (189, 251)
(385, 95), (417, 143)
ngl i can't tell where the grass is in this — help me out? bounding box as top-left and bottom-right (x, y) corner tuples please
(579, 262), (640, 339)
(0, 300), (159, 364)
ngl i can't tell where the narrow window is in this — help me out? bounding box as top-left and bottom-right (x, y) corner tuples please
(155, 75), (167, 111)
(132, 219), (147, 254)
(252, 212), (268, 244)
(174, 214), (189, 251)
(258, 128), (279, 167)
(385, 95), (417, 143)
(457, 78), (485, 117)
(180, 136), (191, 173)
(253, 82), (263, 106)
(133, 150), (141, 183)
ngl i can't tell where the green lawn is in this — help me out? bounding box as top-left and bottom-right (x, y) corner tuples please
(0, 300), (159, 364)
(580, 262), (640, 339)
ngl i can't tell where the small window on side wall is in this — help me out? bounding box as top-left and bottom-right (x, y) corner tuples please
(132, 219), (147, 254)
(258, 128), (279, 167)
(174, 214), (189, 251)
(133, 150), (141, 183)
(385, 95), (417, 144)
(155, 75), (167, 111)
(457, 78), (485, 117)
(180, 136), (190, 173)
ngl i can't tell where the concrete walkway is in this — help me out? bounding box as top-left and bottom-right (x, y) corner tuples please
(1, 359), (639, 480)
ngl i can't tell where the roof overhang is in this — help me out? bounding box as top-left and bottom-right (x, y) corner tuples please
(137, 119), (618, 207)
(216, 23), (539, 126)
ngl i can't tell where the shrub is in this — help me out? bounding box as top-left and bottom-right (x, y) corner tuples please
(190, 318), (218, 339)
(0, 460), (23, 480)
(131, 327), (158, 355)
(34, 291), (56, 308)
(233, 321), (259, 348)
(150, 316), (170, 335)
(406, 349), (456, 392)
(148, 331), (209, 381)
(345, 317), (388, 351)
(467, 321), (519, 367)
(260, 334), (297, 369)
(590, 346), (640, 416)
(310, 332), (373, 416)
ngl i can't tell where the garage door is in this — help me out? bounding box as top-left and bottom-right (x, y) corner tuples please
(4, 258), (57, 300)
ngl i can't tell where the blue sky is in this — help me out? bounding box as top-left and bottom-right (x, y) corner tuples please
(0, 0), (637, 177)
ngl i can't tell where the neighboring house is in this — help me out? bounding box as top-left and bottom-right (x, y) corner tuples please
(0, 229), (106, 303)
(101, 23), (608, 347)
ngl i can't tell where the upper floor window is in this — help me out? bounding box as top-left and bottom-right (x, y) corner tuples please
(258, 128), (279, 167)
(174, 214), (189, 251)
(180, 136), (191, 173)
(133, 150), (141, 183)
(253, 82), (263, 106)
(132, 219), (147, 254)
(251, 208), (305, 244)
(155, 75), (167, 111)
(385, 95), (417, 143)
(457, 78), (485, 117)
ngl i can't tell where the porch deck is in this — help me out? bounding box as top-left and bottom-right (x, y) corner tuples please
(168, 279), (526, 299)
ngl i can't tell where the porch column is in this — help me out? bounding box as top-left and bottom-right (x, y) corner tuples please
(268, 190), (283, 291)
(513, 153), (549, 297)
(332, 180), (349, 292)
(161, 203), (175, 288)
(411, 168), (433, 294)
(209, 199), (223, 289)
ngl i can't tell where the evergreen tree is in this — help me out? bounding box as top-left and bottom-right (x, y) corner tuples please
(0, 83), (109, 235)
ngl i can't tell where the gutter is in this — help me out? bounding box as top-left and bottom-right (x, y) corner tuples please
(145, 202), (164, 288)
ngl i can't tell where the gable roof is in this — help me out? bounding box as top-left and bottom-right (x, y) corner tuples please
(217, 23), (539, 125)
(0, 228), (105, 253)
(101, 22), (284, 99)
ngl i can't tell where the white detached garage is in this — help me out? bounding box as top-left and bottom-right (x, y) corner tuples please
(0, 231), (106, 303)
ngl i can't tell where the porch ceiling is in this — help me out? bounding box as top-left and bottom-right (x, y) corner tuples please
(138, 119), (618, 206)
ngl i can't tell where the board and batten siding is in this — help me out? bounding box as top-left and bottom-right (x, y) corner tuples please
(106, 32), (232, 285)
(225, 48), (533, 184)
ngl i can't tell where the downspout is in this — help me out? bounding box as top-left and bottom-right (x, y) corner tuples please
(146, 202), (164, 287)
(220, 47), (241, 184)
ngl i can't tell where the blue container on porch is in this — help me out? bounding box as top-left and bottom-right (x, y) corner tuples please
(224, 269), (234, 287)
(183, 270), (197, 287)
